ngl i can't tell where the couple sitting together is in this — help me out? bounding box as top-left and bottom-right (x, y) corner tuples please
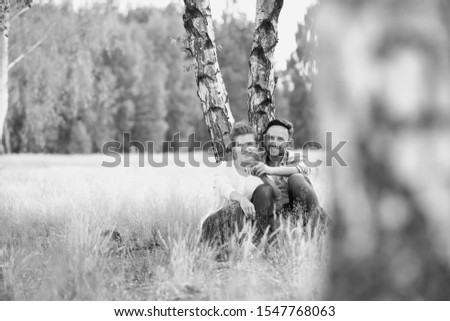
(200, 118), (329, 247)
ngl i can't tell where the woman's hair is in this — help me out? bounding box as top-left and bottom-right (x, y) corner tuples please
(230, 121), (257, 142)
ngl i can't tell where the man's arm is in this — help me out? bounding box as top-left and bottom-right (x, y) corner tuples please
(229, 176), (280, 217)
(266, 166), (301, 177)
(286, 150), (311, 175)
(213, 165), (256, 218)
(253, 150), (310, 177)
(252, 162), (309, 177)
(229, 191), (256, 218)
(213, 167), (235, 200)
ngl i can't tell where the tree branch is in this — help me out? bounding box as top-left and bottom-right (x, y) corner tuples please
(8, 20), (52, 71)
(9, 5), (28, 23)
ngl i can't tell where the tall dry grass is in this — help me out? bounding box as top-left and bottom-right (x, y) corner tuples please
(0, 153), (330, 300)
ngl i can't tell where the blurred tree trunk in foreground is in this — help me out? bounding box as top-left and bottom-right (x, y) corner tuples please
(317, 0), (450, 299)
(183, 0), (235, 162)
(247, 0), (283, 138)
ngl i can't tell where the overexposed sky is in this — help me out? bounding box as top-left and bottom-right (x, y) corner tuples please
(38, 0), (315, 69)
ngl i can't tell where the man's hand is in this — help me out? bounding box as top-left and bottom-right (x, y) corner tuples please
(238, 196), (256, 219)
(251, 162), (273, 177)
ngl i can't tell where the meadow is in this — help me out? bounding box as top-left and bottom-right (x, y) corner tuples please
(0, 152), (331, 300)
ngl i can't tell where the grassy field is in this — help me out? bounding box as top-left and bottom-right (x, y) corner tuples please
(0, 153), (331, 300)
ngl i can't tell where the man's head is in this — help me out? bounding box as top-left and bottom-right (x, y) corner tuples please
(262, 118), (294, 160)
(230, 121), (260, 167)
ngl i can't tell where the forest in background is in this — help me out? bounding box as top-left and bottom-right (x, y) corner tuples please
(4, 2), (316, 154)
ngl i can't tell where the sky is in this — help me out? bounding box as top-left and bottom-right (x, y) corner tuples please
(38, 0), (316, 69)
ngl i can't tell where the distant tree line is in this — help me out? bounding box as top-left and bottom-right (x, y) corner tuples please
(4, 2), (316, 154)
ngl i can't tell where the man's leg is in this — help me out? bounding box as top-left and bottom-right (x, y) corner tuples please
(201, 185), (277, 247)
(200, 203), (245, 247)
(251, 184), (276, 242)
(287, 174), (320, 227)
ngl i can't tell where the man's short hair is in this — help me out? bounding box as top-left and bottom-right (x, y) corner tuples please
(230, 121), (257, 142)
(262, 118), (294, 139)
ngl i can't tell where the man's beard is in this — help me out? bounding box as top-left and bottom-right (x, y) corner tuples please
(266, 144), (285, 161)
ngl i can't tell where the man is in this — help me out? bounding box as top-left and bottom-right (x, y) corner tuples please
(250, 118), (329, 230)
(199, 121), (281, 247)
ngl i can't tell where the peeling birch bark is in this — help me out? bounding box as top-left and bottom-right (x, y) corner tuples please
(183, 0), (235, 162)
(248, 0), (283, 138)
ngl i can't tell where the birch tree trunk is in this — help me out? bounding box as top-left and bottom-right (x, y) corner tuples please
(0, 0), (31, 153)
(317, 0), (450, 299)
(2, 120), (10, 153)
(248, 0), (283, 138)
(183, 0), (235, 162)
(0, 0), (9, 154)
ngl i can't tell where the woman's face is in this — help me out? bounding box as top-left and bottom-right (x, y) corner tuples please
(232, 134), (260, 170)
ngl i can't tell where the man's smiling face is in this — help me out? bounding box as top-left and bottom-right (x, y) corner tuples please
(233, 133), (259, 169)
(264, 125), (290, 159)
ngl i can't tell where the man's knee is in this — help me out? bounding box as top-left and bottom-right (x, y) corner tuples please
(200, 214), (216, 242)
(200, 209), (229, 244)
(252, 184), (276, 219)
(288, 174), (319, 206)
(253, 183), (274, 199)
(288, 173), (311, 189)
